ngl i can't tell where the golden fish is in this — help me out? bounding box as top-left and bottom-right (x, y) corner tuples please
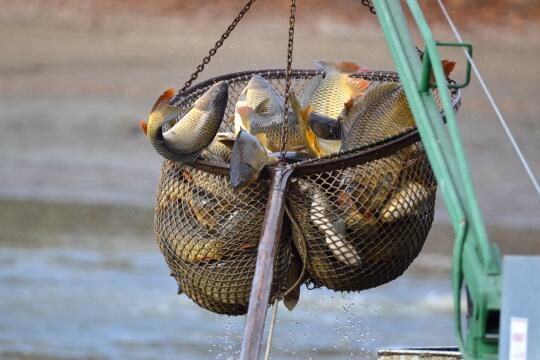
(141, 81), (228, 163)
(229, 129), (278, 191)
(339, 82), (415, 151)
(298, 60), (369, 119)
(380, 181), (431, 223)
(234, 75), (284, 134)
(335, 83), (416, 219)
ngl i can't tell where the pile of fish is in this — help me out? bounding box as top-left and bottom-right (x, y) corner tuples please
(141, 61), (374, 190)
(142, 60), (455, 313)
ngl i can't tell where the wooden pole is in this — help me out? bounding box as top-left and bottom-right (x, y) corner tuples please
(239, 165), (293, 360)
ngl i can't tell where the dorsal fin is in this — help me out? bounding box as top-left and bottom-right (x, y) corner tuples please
(218, 138), (236, 149)
(315, 60), (362, 74)
(430, 59), (457, 82)
(151, 88), (175, 112)
(346, 78), (370, 100)
(216, 132), (236, 149)
(254, 98), (270, 114)
(341, 83), (402, 137)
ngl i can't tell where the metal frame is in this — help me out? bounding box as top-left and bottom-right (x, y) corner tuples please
(372, 1), (502, 359)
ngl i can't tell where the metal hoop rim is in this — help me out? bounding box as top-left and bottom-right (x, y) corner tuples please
(171, 69), (461, 177)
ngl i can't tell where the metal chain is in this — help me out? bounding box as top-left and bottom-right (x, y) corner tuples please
(176, 0), (258, 96)
(360, 0), (423, 57)
(361, 0), (376, 14)
(279, 0), (297, 160)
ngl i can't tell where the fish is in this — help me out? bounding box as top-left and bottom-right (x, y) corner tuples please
(201, 132), (236, 162)
(141, 81), (228, 164)
(290, 92), (341, 157)
(234, 75), (284, 134)
(298, 60), (369, 119)
(337, 59), (456, 148)
(236, 103), (304, 152)
(310, 189), (361, 266)
(335, 82), (438, 230)
(339, 82), (416, 151)
(380, 181), (431, 223)
(229, 129), (278, 191)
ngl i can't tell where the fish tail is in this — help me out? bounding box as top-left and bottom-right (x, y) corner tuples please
(442, 59), (456, 77)
(140, 120), (148, 135)
(315, 60), (362, 74)
(346, 78), (370, 99)
(151, 88), (176, 117)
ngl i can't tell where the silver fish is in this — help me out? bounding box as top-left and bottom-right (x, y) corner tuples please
(234, 75), (284, 133)
(229, 129), (278, 191)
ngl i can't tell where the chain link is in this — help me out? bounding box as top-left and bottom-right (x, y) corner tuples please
(361, 0), (376, 14)
(279, 0), (297, 160)
(176, 0), (257, 96)
(360, 0), (424, 57)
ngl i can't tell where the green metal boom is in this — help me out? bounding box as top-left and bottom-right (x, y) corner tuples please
(372, 1), (502, 359)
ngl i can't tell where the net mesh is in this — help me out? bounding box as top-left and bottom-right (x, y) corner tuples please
(154, 70), (460, 314)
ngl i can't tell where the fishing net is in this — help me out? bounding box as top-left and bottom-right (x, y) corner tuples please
(154, 69), (461, 314)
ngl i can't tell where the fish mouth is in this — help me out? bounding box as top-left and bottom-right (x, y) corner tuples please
(230, 162), (258, 191)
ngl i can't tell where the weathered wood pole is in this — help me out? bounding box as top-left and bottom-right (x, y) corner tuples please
(239, 165), (293, 360)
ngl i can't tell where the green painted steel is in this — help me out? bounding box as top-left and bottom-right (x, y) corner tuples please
(420, 42), (473, 91)
(371, 1), (502, 359)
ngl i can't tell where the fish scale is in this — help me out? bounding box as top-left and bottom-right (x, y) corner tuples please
(234, 75), (284, 133)
(248, 111), (304, 152)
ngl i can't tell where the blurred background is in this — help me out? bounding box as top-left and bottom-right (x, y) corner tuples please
(0, 0), (538, 359)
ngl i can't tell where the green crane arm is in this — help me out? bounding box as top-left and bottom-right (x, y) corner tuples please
(371, 1), (502, 359)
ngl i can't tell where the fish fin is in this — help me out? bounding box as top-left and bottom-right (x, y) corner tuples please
(442, 59), (456, 78)
(346, 78), (370, 99)
(236, 106), (253, 131)
(344, 98), (354, 116)
(151, 88), (175, 112)
(254, 98), (270, 114)
(283, 287), (300, 311)
(218, 138), (236, 149)
(430, 59), (457, 82)
(140, 120), (148, 135)
(288, 92), (301, 116)
(290, 92), (320, 156)
(315, 60), (362, 74)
